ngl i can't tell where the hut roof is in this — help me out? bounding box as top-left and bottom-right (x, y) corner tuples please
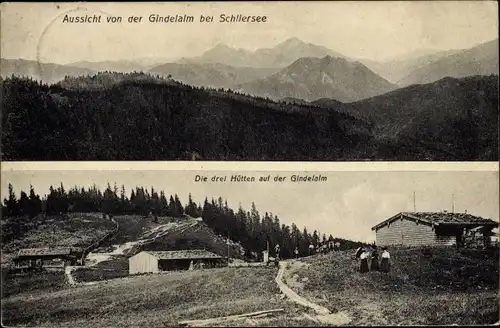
(145, 249), (224, 260)
(16, 247), (73, 257)
(372, 212), (499, 231)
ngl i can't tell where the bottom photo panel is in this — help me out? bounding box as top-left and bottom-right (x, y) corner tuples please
(1, 167), (499, 327)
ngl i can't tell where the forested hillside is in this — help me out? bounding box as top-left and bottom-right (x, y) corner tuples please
(1, 72), (497, 160)
(1, 73), (373, 160)
(2, 183), (367, 260)
(349, 75), (499, 160)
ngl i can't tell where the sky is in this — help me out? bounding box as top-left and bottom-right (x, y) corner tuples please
(2, 166), (498, 243)
(1, 1), (498, 64)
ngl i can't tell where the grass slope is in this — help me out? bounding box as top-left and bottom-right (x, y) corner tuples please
(2, 267), (298, 327)
(285, 246), (499, 325)
(1, 270), (67, 298)
(1, 213), (117, 255)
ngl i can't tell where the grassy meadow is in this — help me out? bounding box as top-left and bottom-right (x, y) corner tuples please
(2, 266), (307, 327)
(284, 246), (499, 325)
(1, 270), (67, 299)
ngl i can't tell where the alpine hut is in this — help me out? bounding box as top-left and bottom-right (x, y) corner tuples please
(371, 212), (499, 248)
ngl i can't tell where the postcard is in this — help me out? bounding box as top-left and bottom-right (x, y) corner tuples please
(1, 1), (498, 161)
(1, 1), (499, 327)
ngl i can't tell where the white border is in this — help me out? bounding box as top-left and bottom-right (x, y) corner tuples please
(1, 162), (498, 171)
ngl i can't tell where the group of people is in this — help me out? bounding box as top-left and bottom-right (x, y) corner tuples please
(273, 241), (343, 261)
(272, 242), (390, 274)
(357, 245), (390, 273)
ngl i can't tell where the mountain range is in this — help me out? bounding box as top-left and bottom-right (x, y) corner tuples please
(0, 58), (93, 84)
(2, 37), (497, 103)
(359, 49), (463, 84)
(397, 39), (499, 86)
(177, 37), (346, 68)
(148, 62), (278, 89)
(67, 60), (153, 73)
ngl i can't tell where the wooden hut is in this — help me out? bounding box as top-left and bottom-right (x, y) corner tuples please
(371, 212), (499, 247)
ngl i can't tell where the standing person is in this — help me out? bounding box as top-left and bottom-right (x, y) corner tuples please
(359, 248), (369, 273)
(355, 246), (363, 259)
(370, 246), (380, 271)
(309, 243), (314, 255)
(294, 247), (299, 259)
(275, 244), (280, 260)
(380, 247), (391, 273)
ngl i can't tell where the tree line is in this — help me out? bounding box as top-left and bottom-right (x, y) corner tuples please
(2, 182), (196, 219)
(2, 183), (368, 259)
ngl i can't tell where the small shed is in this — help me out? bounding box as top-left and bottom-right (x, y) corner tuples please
(13, 247), (83, 269)
(371, 212), (499, 247)
(129, 249), (226, 275)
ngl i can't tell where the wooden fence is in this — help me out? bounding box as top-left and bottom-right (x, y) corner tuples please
(80, 217), (119, 265)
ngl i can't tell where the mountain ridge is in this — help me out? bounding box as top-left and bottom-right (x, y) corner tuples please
(178, 37), (347, 68)
(238, 55), (397, 102)
(0, 58), (95, 84)
(398, 39), (499, 86)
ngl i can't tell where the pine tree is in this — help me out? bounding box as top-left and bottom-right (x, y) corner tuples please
(18, 191), (30, 216)
(4, 183), (18, 216)
(185, 193), (197, 217)
(174, 194), (184, 217)
(302, 227), (311, 255)
(28, 185), (42, 217)
(102, 183), (115, 214)
(312, 230), (319, 247)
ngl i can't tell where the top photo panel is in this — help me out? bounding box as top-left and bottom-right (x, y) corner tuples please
(1, 1), (498, 161)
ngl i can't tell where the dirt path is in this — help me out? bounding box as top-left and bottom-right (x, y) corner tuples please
(276, 260), (352, 325)
(64, 266), (76, 286)
(275, 261), (331, 315)
(65, 265), (98, 287)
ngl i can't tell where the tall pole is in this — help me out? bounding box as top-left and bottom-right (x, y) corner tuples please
(452, 194), (455, 213)
(227, 230), (230, 265)
(413, 191), (416, 212)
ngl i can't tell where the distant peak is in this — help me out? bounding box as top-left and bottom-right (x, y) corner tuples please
(321, 55), (348, 63)
(213, 43), (231, 49)
(285, 37), (302, 43)
(279, 37), (306, 47)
